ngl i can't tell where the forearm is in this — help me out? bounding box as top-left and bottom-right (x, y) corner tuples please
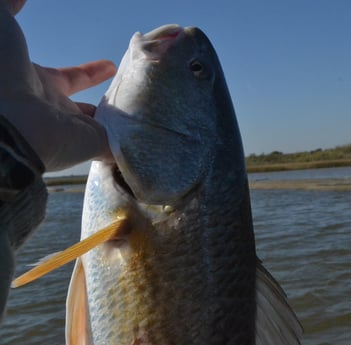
(0, 112), (47, 246)
(0, 175), (47, 321)
(0, 113), (47, 321)
(0, 114), (44, 197)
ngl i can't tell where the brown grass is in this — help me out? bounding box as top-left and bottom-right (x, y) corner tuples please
(249, 178), (351, 191)
(247, 159), (351, 173)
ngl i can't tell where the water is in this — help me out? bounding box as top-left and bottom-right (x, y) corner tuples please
(1, 167), (350, 344)
(252, 189), (351, 344)
(1, 192), (83, 344)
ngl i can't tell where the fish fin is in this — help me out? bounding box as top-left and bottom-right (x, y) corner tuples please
(11, 216), (129, 288)
(25, 251), (62, 267)
(255, 261), (303, 345)
(65, 258), (92, 345)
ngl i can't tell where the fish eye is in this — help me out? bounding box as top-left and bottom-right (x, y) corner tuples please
(190, 60), (204, 77)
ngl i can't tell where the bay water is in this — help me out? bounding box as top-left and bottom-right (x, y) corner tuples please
(0, 167), (350, 344)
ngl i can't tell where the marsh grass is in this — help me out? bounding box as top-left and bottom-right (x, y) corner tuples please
(247, 159), (351, 173)
(246, 144), (351, 173)
(249, 178), (351, 191)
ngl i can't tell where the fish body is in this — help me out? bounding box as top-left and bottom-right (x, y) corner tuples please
(66, 25), (302, 344)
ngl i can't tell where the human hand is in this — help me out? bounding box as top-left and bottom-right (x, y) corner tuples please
(0, 1), (116, 171)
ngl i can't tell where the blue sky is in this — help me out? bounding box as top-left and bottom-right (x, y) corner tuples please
(16, 1), (351, 176)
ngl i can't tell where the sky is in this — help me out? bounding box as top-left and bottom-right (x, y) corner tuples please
(16, 0), (351, 176)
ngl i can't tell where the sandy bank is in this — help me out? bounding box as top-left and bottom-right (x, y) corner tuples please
(249, 178), (351, 191)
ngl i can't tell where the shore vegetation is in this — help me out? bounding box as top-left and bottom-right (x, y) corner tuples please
(44, 144), (351, 186)
(246, 144), (351, 173)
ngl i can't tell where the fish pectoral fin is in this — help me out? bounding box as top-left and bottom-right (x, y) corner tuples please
(255, 260), (303, 345)
(66, 258), (92, 345)
(11, 216), (129, 288)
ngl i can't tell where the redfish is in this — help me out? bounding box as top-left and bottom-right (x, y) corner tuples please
(66, 24), (302, 345)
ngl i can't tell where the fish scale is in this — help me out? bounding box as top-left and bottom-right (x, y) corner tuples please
(66, 24), (302, 345)
(82, 170), (256, 344)
(200, 194), (256, 344)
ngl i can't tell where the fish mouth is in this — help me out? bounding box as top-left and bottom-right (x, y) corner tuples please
(133, 24), (184, 60)
(111, 164), (136, 199)
(142, 24), (183, 41)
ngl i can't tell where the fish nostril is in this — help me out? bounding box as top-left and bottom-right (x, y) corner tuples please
(112, 164), (135, 198)
(140, 28), (182, 58)
(142, 40), (162, 54)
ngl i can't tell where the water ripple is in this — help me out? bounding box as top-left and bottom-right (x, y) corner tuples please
(0, 169), (350, 344)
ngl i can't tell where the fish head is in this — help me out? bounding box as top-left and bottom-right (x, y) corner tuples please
(96, 24), (245, 206)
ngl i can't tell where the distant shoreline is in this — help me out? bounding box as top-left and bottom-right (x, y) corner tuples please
(246, 144), (351, 173)
(249, 178), (351, 191)
(44, 159), (351, 187)
(44, 145), (351, 186)
(246, 159), (351, 173)
(44, 164), (351, 193)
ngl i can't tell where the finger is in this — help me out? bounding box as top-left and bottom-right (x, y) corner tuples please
(34, 60), (116, 96)
(58, 60), (117, 95)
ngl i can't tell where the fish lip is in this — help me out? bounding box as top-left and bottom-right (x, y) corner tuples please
(141, 24), (184, 41)
(133, 24), (184, 60)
